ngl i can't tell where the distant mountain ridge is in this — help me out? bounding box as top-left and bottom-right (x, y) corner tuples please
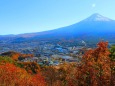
(1, 13), (115, 43)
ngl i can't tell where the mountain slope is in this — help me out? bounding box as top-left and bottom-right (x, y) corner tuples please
(18, 13), (115, 37)
(1, 13), (115, 43)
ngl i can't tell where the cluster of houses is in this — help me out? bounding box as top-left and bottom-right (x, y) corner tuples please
(21, 55), (79, 66)
(0, 40), (88, 66)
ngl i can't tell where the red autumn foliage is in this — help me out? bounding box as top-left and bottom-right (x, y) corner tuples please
(0, 63), (46, 86)
(69, 42), (114, 86)
(22, 62), (41, 74)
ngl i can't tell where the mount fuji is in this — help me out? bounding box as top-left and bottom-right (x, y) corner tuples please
(1, 13), (115, 43)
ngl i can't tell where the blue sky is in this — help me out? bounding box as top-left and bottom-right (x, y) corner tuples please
(0, 0), (115, 35)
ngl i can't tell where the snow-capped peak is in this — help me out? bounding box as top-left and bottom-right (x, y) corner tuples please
(85, 13), (112, 21)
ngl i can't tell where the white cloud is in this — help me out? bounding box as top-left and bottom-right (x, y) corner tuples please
(92, 4), (96, 8)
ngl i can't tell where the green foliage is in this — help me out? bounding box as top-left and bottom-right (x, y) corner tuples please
(109, 45), (115, 61)
(0, 56), (14, 64)
(0, 56), (24, 68)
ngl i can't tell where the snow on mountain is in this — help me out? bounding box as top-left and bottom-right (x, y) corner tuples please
(84, 13), (113, 21)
